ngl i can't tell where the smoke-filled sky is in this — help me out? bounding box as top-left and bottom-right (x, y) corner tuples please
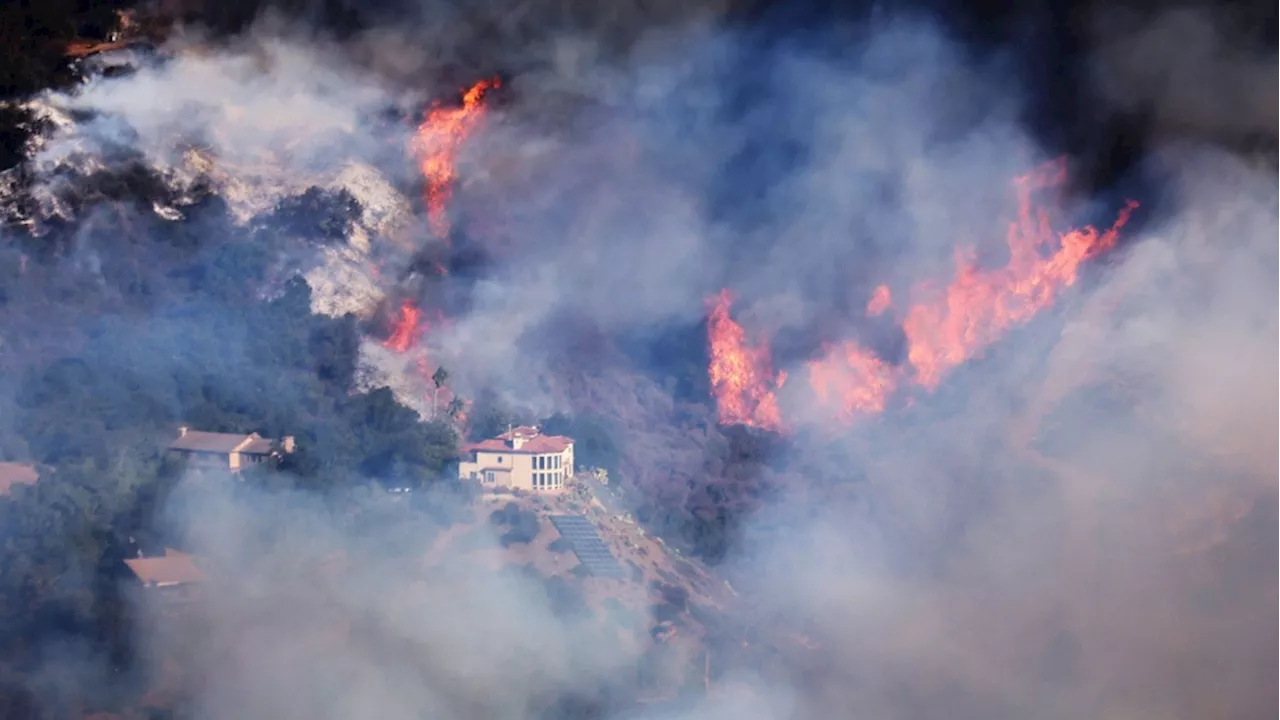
(3, 0), (1276, 717)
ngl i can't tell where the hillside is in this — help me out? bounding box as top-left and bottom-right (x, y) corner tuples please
(432, 478), (739, 693)
(107, 472), (775, 719)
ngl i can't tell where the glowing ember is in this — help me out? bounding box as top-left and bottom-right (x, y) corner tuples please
(709, 159), (1139, 427)
(410, 78), (499, 239)
(706, 289), (788, 432)
(384, 300), (424, 353)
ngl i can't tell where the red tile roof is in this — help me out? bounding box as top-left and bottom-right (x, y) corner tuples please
(462, 434), (573, 455)
(0, 462), (39, 496)
(500, 425), (541, 439)
(124, 549), (206, 586)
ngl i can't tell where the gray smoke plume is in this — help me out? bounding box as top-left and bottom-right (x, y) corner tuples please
(138, 480), (636, 719)
(711, 145), (1278, 720)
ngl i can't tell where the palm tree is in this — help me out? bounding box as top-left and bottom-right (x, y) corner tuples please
(430, 366), (448, 419)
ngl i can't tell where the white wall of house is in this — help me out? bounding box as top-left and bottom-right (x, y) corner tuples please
(458, 446), (574, 491)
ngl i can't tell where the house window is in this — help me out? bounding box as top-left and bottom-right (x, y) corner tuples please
(554, 456), (560, 469)
(485, 471), (495, 483)
(537, 456), (544, 470)
(497, 456), (503, 464)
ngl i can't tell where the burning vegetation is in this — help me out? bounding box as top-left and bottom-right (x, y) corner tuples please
(360, 78), (500, 428)
(707, 159), (1140, 426)
(706, 289), (788, 431)
(411, 78), (501, 240)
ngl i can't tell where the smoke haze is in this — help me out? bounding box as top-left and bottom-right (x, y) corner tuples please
(1, 0), (1274, 717)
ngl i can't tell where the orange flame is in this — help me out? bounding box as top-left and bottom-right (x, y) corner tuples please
(706, 289), (787, 431)
(901, 160), (1138, 389)
(807, 341), (898, 418)
(709, 159), (1139, 427)
(384, 301), (469, 426)
(411, 78), (499, 239)
(384, 300), (425, 353)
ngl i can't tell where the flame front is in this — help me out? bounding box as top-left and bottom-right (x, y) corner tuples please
(901, 160), (1138, 389)
(808, 342), (897, 417)
(708, 159), (1139, 427)
(706, 290), (787, 431)
(384, 300), (425, 352)
(410, 78), (499, 239)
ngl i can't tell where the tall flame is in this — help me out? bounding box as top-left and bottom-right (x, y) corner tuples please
(384, 300), (425, 353)
(901, 160), (1139, 389)
(411, 78), (499, 238)
(708, 159), (1139, 427)
(706, 290), (788, 431)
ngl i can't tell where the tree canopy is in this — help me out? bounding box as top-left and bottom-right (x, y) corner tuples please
(0, 139), (461, 714)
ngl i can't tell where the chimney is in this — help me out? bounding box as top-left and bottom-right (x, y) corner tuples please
(178, 426), (189, 437)
(282, 436), (296, 453)
(511, 435), (525, 450)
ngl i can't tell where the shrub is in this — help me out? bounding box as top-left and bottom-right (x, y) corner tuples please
(650, 601), (681, 623)
(659, 583), (688, 610)
(544, 575), (588, 618)
(498, 508), (541, 546)
(489, 501), (520, 525)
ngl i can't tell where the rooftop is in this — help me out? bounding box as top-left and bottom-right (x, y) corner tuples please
(0, 462), (39, 496)
(169, 429), (275, 454)
(500, 425), (541, 439)
(462, 429), (573, 455)
(124, 548), (206, 587)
